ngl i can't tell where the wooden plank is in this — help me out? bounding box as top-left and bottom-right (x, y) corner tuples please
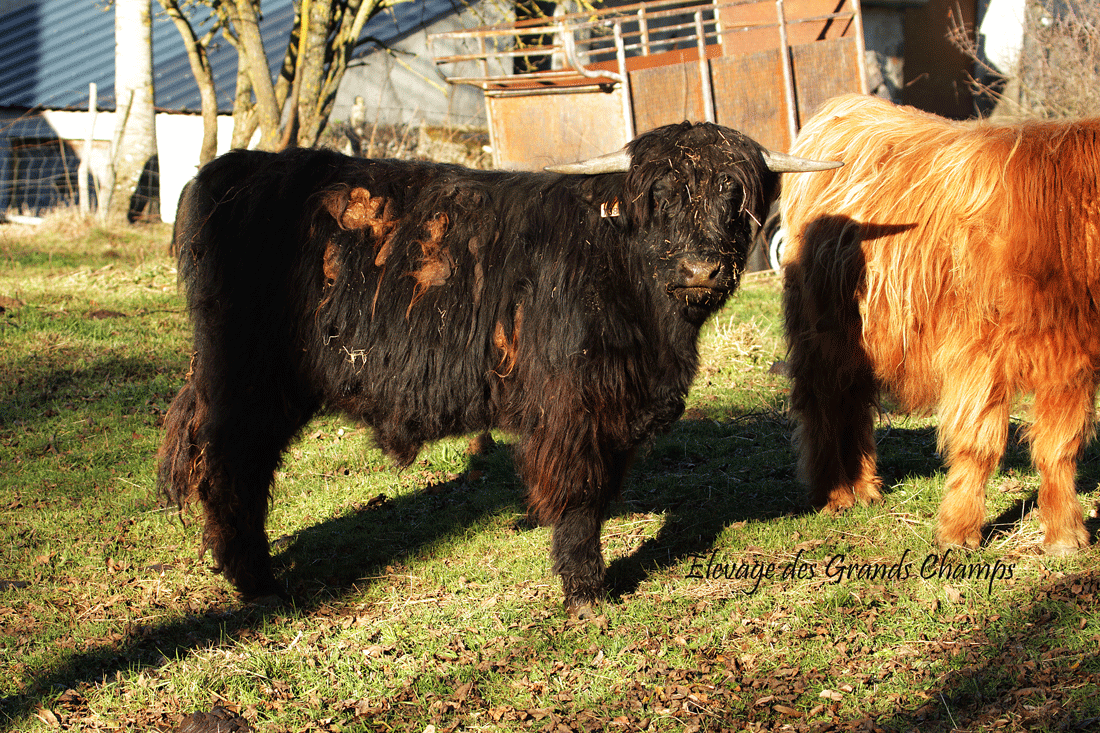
(629, 60), (708, 133)
(717, 0), (855, 55)
(790, 36), (863, 124)
(487, 88), (629, 169)
(710, 49), (791, 151)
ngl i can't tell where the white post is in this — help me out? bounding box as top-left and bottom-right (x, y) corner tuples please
(776, 0), (799, 146)
(614, 23), (634, 140)
(695, 11), (715, 123)
(79, 83), (97, 216)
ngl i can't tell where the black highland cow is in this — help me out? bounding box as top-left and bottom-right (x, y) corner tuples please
(158, 122), (837, 616)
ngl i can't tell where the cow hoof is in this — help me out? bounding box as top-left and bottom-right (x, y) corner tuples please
(566, 603), (606, 624)
(853, 479), (884, 505)
(571, 604), (596, 620)
(246, 592), (289, 608)
(819, 495), (856, 514)
(1043, 536), (1088, 557)
(237, 578), (289, 605)
(934, 531), (981, 551)
(1040, 522), (1090, 556)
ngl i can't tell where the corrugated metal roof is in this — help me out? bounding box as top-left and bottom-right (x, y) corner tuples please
(0, 0), (468, 113)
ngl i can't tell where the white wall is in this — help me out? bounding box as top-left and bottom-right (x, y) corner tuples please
(979, 0), (1027, 74)
(41, 109), (237, 223)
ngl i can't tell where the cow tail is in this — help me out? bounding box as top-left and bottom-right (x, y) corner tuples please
(161, 173), (216, 514)
(156, 359), (208, 513)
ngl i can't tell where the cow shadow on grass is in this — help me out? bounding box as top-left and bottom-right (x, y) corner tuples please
(0, 413), (749, 726)
(606, 411), (805, 600)
(605, 413), (1100, 603)
(4, 407), (796, 727)
(863, 567), (1100, 731)
(6, 409), (798, 726)
(605, 414), (955, 600)
(9, 404), (1100, 729)
(2, 435), (526, 730)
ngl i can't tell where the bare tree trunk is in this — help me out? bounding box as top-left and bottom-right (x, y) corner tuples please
(160, 0), (220, 165)
(296, 0), (379, 148)
(293, 0), (329, 147)
(165, 0), (401, 155)
(233, 0), (283, 150)
(101, 0), (158, 225)
(231, 64), (259, 149)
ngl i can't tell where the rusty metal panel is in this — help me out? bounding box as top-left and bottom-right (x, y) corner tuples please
(486, 88), (629, 169)
(710, 49), (790, 152)
(718, 0), (856, 56)
(629, 61), (707, 134)
(790, 37), (862, 124)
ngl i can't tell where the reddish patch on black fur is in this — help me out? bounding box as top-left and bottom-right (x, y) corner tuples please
(493, 303), (523, 377)
(317, 240), (342, 313)
(323, 240), (340, 285)
(322, 187), (399, 266)
(322, 186), (403, 318)
(408, 213), (452, 314)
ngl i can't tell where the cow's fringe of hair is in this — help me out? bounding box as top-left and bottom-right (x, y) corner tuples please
(781, 93), (1100, 551)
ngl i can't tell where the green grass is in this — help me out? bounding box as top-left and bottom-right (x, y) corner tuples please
(2, 215), (1099, 732)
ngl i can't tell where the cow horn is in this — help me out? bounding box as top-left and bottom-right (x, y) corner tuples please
(546, 146), (840, 174)
(761, 149), (843, 172)
(545, 149), (632, 175)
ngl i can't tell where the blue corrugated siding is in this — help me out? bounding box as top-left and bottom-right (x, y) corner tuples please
(0, 0), (465, 113)
(0, 1), (113, 108)
(0, 0), (295, 111)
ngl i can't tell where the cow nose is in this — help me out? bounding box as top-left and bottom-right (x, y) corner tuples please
(678, 258), (724, 289)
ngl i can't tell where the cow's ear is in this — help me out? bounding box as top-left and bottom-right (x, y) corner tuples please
(569, 177), (627, 224)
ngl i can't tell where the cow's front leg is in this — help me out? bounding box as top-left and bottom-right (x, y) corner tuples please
(551, 505), (606, 618)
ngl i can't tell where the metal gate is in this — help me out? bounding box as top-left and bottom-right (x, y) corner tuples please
(429, 0), (867, 169)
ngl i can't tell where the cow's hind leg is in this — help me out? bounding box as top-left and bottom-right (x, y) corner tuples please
(1026, 378), (1094, 554)
(935, 366), (1010, 549)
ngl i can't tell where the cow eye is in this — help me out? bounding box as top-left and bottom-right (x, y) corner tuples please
(653, 178), (678, 210)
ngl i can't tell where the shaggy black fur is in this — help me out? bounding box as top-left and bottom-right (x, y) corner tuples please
(158, 121), (778, 614)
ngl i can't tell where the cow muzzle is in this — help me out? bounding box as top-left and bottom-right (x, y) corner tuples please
(669, 257), (729, 305)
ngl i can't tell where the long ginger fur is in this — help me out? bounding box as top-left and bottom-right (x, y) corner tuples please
(781, 93), (1100, 552)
